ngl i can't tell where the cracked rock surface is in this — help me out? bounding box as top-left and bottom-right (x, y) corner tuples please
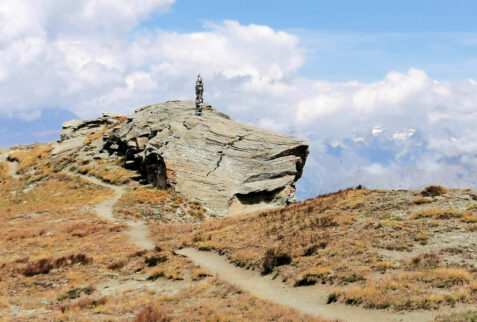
(58, 101), (309, 216)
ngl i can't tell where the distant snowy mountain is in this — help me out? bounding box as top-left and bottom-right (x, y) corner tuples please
(1, 109), (474, 200)
(296, 125), (474, 199)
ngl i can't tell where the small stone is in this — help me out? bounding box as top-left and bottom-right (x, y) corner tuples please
(101, 272), (119, 278)
(134, 275), (149, 281)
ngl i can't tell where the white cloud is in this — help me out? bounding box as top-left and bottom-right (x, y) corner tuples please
(1, 1), (477, 194)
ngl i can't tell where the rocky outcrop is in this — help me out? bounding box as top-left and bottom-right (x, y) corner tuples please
(52, 114), (123, 155)
(56, 101), (309, 216)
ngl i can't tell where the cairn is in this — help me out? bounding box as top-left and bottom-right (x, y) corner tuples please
(195, 74), (204, 116)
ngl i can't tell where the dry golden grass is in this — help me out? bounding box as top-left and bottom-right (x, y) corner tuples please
(461, 211), (477, 223)
(0, 147), (114, 217)
(77, 159), (136, 185)
(8, 145), (53, 174)
(331, 268), (473, 310)
(434, 310), (477, 322)
(126, 278), (325, 322)
(0, 143), (326, 321)
(115, 187), (207, 223)
(84, 116), (127, 145)
(412, 208), (463, 219)
(184, 187), (476, 311)
(412, 197), (433, 204)
(0, 145), (139, 320)
(52, 276), (328, 321)
(3, 144), (476, 317)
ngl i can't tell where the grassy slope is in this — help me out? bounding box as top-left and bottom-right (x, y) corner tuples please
(0, 144), (321, 321)
(188, 187), (477, 311)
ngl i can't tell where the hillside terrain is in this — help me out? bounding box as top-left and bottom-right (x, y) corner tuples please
(0, 144), (320, 321)
(187, 187), (477, 314)
(0, 102), (476, 321)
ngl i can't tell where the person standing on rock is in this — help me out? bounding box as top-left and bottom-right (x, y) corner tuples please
(195, 74), (204, 116)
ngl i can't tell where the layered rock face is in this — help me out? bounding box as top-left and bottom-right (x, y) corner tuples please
(57, 101), (309, 215)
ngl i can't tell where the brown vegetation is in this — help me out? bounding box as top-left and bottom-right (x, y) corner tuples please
(8, 145), (53, 174)
(0, 143), (322, 321)
(2, 143), (476, 319)
(421, 185), (448, 197)
(77, 159), (136, 185)
(115, 187), (208, 223)
(85, 116), (127, 145)
(133, 305), (170, 322)
(186, 186), (477, 311)
(20, 253), (92, 276)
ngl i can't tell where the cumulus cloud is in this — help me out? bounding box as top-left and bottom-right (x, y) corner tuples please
(0, 1), (306, 119)
(1, 1), (477, 194)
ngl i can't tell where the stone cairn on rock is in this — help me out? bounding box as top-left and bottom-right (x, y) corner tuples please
(195, 74), (204, 116)
(54, 100), (309, 216)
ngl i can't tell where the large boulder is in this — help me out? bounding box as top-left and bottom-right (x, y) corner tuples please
(59, 101), (309, 216)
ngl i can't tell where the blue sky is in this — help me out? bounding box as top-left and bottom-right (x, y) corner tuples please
(146, 0), (477, 32)
(139, 0), (477, 81)
(1, 0), (477, 196)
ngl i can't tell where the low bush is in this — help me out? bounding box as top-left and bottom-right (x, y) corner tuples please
(295, 267), (332, 286)
(421, 185), (448, 197)
(410, 253), (440, 268)
(133, 304), (170, 322)
(145, 254), (168, 267)
(303, 241), (328, 256)
(55, 296), (108, 313)
(107, 260), (126, 270)
(261, 248), (292, 275)
(21, 253), (92, 276)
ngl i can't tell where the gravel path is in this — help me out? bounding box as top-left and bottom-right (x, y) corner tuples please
(178, 248), (471, 322)
(65, 171), (155, 250)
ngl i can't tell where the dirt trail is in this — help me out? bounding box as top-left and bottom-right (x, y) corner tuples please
(178, 248), (471, 322)
(95, 278), (190, 298)
(66, 171), (155, 250)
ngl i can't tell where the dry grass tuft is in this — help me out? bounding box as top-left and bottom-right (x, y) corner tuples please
(8, 145), (53, 173)
(412, 197), (433, 204)
(20, 253), (92, 276)
(115, 187), (208, 223)
(434, 310), (477, 322)
(420, 185), (448, 197)
(133, 305), (170, 322)
(53, 296), (108, 313)
(296, 267), (332, 286)
(262, 248), (292, 275)
(77, 160), (134, 185)
(412, 208), (463, 219)
(192, 268), (211, 280)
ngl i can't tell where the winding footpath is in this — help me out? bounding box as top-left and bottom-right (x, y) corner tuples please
(178, 248), (472, 322)
(0, 150), (153, 250)
(64, 171), (155, 250)
(3, 154), (470, 321)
